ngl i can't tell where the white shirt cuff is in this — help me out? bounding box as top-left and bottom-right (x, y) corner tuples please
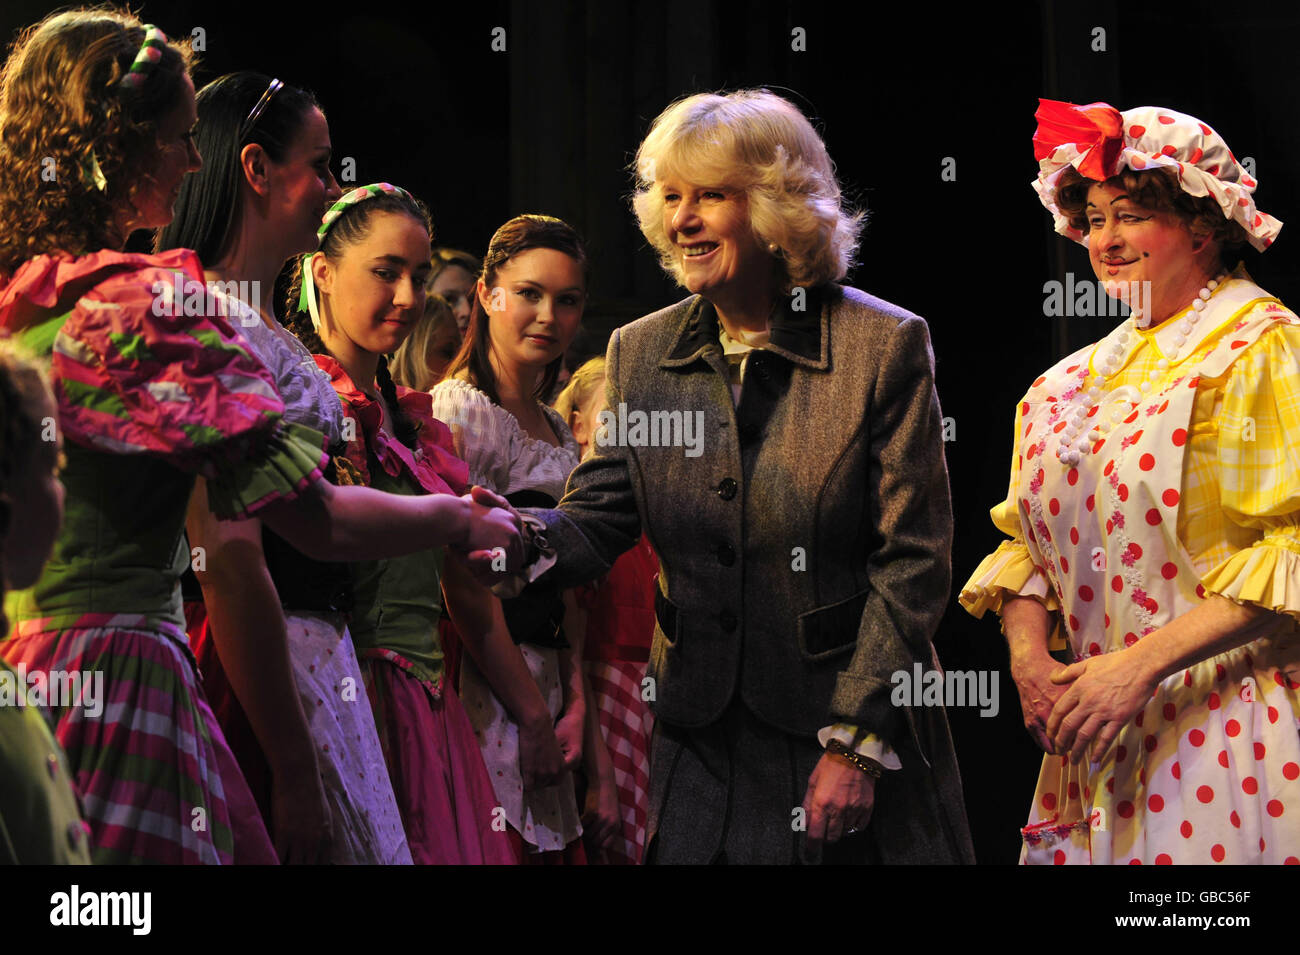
(817, 723), (902, 771)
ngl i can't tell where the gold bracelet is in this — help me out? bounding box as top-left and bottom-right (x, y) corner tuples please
(825, 738), (884, 779)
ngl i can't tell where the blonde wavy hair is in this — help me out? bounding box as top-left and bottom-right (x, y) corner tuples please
(0, 8), (195, 276)
(389, 293), (459, 393)
(553, 355), (606, 426)
(631, 89), (864, 293)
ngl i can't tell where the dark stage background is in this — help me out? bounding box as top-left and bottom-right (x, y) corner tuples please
(5, 0), (1300, 867)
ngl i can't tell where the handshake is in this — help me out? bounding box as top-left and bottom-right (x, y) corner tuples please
(449, 485), (540, 586)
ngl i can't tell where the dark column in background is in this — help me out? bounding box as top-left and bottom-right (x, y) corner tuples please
(507, 0), (726, 337)
(1041, 2), (1121, 359)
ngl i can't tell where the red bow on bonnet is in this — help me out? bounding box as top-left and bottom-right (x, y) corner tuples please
(1033, 99), (1125, 181)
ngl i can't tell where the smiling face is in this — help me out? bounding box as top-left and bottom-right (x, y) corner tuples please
(660, 176), (769, 302)
(1085, 182), (1215, 321)
(265, 106), (342, 256)
(317, 210), (433, 359)
(479, 247), (584, 377)
(128, 72), (202, 232)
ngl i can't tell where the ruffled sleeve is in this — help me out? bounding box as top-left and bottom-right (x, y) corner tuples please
(429, 378), (514, 493)
(1200, 320), (1300, 621)
(959, 399), (1061, 618)
(317, 357), (469, 495)
(0, 251), (327, 520)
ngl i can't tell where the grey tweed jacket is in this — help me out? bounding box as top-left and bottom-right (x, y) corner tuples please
(534, 284), (974, 862)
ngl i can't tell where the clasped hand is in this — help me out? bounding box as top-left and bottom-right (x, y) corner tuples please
(1043, 647), (1157, 764)
(453, 485), (526, 573)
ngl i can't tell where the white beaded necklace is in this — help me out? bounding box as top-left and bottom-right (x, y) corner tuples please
(1054, 273), (1227, 467)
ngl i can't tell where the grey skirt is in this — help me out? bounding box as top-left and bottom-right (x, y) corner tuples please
(646, 698), (975, 865)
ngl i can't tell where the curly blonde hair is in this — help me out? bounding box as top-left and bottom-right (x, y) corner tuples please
(0, 8), (195, 276)
(631, 90), (864, 293)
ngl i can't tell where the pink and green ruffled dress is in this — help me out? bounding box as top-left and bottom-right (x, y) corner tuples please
(318, 356), (515, 864)
(1, 249), (328, 864)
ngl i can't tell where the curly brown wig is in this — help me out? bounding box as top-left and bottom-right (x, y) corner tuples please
(0, 8), (195, 277)
(1054, 166), (1249, 267)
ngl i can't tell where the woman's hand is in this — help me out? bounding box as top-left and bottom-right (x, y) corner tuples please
(1009, 648), (1070, 754)
(553, 701), (585, 772)
(271, 767), (333, 865)
(518, 715), (565, 791)
(456, 486), (524, 569)
(554, 627), (586, 773)
(801, 752), (875, 853)
(582, 766), (623, 852)
(1046, 648), (1158, 764)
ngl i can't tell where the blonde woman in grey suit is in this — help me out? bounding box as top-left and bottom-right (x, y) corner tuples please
(484, 90), (975, 864)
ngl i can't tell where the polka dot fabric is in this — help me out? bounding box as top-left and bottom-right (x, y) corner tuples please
(1031, 99), (1282, 252)
(965, 277), (1300, 864)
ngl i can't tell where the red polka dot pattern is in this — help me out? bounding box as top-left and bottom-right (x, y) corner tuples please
(1005, 308), (1300, 865)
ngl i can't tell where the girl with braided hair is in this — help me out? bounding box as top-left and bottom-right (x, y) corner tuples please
(286, 183), (563, 863)
(0, 10), (522, 864)
(0, 337), (90, 863)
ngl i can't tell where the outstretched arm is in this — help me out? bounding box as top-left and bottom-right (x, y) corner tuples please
(259, 478), (522, 565)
